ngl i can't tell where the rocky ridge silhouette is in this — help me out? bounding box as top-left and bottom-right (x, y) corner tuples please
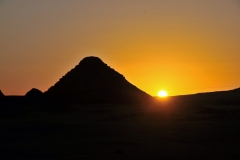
(45, 56), (153, 104)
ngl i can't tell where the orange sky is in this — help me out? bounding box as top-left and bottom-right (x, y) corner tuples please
(0, 0), (240, 96)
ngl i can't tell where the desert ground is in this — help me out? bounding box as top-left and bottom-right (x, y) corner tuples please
(1, 98), (240, 160)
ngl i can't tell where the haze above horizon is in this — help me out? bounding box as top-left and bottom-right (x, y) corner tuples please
(0, 0), (240, 96)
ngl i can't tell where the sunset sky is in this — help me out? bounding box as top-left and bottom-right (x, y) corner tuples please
(0, 0), (240, 96)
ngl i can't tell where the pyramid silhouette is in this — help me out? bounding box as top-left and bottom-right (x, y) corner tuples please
(45, 56), (152, 104)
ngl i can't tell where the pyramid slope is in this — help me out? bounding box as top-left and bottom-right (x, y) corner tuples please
(45, 56), (152, 104)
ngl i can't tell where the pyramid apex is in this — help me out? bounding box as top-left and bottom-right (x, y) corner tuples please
(83, 56), (102, 60)
(77, 56), (107, 70)
(80, 56), (103, 63)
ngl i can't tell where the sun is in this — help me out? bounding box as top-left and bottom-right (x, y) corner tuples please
(158, 90), (168, 98)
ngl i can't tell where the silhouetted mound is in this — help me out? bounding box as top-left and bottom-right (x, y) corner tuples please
(0, 90), (4, 98)
(25, 88), (43, 98)
(172, 87), (240, 108)
(0, 90), (5, 103)
(45, 56), (152, 104)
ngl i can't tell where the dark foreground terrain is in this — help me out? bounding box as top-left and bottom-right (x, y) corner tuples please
(1, 99), (240, 160)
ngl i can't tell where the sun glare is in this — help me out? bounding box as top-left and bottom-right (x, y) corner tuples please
(158, 90), (168, 98)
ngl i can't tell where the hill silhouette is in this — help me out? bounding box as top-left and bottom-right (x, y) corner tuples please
(0, 90), (5, 103)
(178, 87), (240, 101)
(171, 87), (240, 109)
(0, 90), (4, 98)
(25, 88), (43, 98)
(25, 88), (43, 103)
(45, 56), (152, 104)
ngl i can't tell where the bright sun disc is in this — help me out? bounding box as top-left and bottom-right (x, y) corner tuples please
(158, 90), (168, 98)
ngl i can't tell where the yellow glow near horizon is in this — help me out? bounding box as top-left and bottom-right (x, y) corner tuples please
(158, 90), (168, 98)
(0, 1), (240, 96)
